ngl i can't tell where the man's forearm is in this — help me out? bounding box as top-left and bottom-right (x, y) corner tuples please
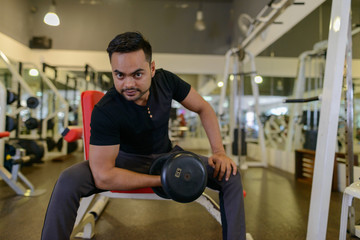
(92, 167), (161, 191)
(198, 105), (226, 154)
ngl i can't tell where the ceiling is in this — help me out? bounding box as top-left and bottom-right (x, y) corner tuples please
(26, 0), (338, 56)
(0, 0), (358, 58)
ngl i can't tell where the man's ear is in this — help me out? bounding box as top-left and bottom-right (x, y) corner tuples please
(151, 61), (156, 77)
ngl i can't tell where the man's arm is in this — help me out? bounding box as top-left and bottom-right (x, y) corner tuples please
(89, 144), (161, 190)
(180, 87), (237, 181)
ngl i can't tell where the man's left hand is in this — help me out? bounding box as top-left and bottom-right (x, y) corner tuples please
(208, 152), (238, 181)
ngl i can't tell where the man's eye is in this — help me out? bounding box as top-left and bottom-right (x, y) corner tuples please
(116, 73), (123, 78)
(135, 72), (142, 78)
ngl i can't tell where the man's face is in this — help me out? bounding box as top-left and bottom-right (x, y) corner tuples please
(110, 50), (155, 105)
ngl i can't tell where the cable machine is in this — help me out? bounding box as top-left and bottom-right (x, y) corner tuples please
(305, 0), (352, 239)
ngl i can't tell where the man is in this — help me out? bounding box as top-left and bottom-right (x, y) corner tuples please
(42, 32), (246, 240)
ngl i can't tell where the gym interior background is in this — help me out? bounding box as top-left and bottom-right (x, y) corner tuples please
(0, 0), (360, 239)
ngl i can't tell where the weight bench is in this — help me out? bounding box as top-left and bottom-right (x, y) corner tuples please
(71, 90), (249, 239)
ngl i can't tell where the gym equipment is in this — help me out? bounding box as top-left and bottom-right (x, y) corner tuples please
(59, 127), (81, 154)
(26, 96), (39, 109)
(285, 41), (327, 152)
(24, 117), (39, 130)
(339, 181), (360, 239)
(0, 139), (46, 196)
(339, 8), (359, 239)
(61, 127), (82, 142)
(36, 62), (69, 158)
(5, 116), (18, 132)
(150, 151), (207, 203)
(0, 82), (45, 196)
(6, 89), (18, 104)
(304, 0), (352, 238)
(56, 138), (78, 154)
(16, 139), (45, 164)
(218, 48), (267, 168)
(45, 137), (57, 151)
(284, 97), (322, 151)
(0, 51), (39, 105)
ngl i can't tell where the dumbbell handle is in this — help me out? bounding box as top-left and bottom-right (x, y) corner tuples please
(12, 156), (31, 165)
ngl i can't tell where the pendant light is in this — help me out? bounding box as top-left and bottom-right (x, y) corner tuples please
(194, 1), (206, 31)
(44, 0), (60, 26)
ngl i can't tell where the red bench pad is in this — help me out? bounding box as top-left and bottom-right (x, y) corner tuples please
(0, 131), (10, 138)
(62, 127), (83, 142)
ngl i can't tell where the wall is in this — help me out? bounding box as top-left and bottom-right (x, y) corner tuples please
(27, 0), (233, 55)
(0, 0), (32, 47)
(2, 32), (360, 78)
(0, 32), (32, 62)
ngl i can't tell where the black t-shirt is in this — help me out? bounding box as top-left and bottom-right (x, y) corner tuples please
(90, 69), (191, 155)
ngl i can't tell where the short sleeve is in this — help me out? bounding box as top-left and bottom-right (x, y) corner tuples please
(161, 70), (191, 102)
(90, 106), (120, 145)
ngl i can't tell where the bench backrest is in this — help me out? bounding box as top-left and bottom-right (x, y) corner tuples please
(81, 90), (105, 161)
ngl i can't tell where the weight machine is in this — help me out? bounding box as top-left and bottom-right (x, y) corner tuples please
(0, 51), (45, 196)
(217, 0), (297, 168)
(300, 0), (356, 239)
(218, 49), (267, 169)
(284, 40), (327, 152)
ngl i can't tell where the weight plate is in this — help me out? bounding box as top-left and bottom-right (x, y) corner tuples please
(27, 97), (39, 109)
(161, 152), (207, 203)
(149, 154), (171, 199)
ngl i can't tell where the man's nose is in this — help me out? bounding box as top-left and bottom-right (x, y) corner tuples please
(124, 77), (135, 88)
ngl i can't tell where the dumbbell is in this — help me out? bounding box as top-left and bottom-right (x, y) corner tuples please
(149, 151), (207, 203)
(6, 116), (18, 132)
(26, 97), (39, 109)
(25, 117), (39, 130)
(6, 90), (18, 104)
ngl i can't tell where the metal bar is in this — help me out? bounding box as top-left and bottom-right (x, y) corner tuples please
(283, 96), (321, 103)
(218, 48), (239, 116)
(345, 13), (354, 186)
(240, 0), (294, 49)
(246, 51), (267, 167)
(306, 0), (351, 239)
(0, 51), (37, 97)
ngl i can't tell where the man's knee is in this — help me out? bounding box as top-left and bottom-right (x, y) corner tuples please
(56, 162), (92, 192)
(223, 171), (243, 193)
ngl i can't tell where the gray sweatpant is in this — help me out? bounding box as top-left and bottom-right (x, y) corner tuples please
(41, 146), (246, 240)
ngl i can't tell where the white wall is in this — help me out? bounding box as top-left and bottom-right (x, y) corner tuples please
(2, 32), (360, 78)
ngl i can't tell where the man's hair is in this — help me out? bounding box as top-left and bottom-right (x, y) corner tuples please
(106, 32), (152, 63)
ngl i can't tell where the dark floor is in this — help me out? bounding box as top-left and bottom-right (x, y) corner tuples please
(0, 150), (359, 240)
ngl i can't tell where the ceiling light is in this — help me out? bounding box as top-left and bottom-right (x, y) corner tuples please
(194, 2), (206, 31)
(29, 68), (39, 77)
(194, 10), (206, 31)
(217, 81), (224, 88)
(332, 16), (341, 32)
(44, 1), (60, 26)
(254, 75), (263, 84)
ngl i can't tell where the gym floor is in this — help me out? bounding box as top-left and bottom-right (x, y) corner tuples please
(0, 149), (359, 240)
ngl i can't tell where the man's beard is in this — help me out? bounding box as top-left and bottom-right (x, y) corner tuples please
(121, 87), (150, 102)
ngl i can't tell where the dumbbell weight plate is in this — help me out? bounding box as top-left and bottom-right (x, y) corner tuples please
(25, 117), (39, 130)
(149, 154), (172, 199)
(26, 97), (39, 109)
(161, 152), (207, 203)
